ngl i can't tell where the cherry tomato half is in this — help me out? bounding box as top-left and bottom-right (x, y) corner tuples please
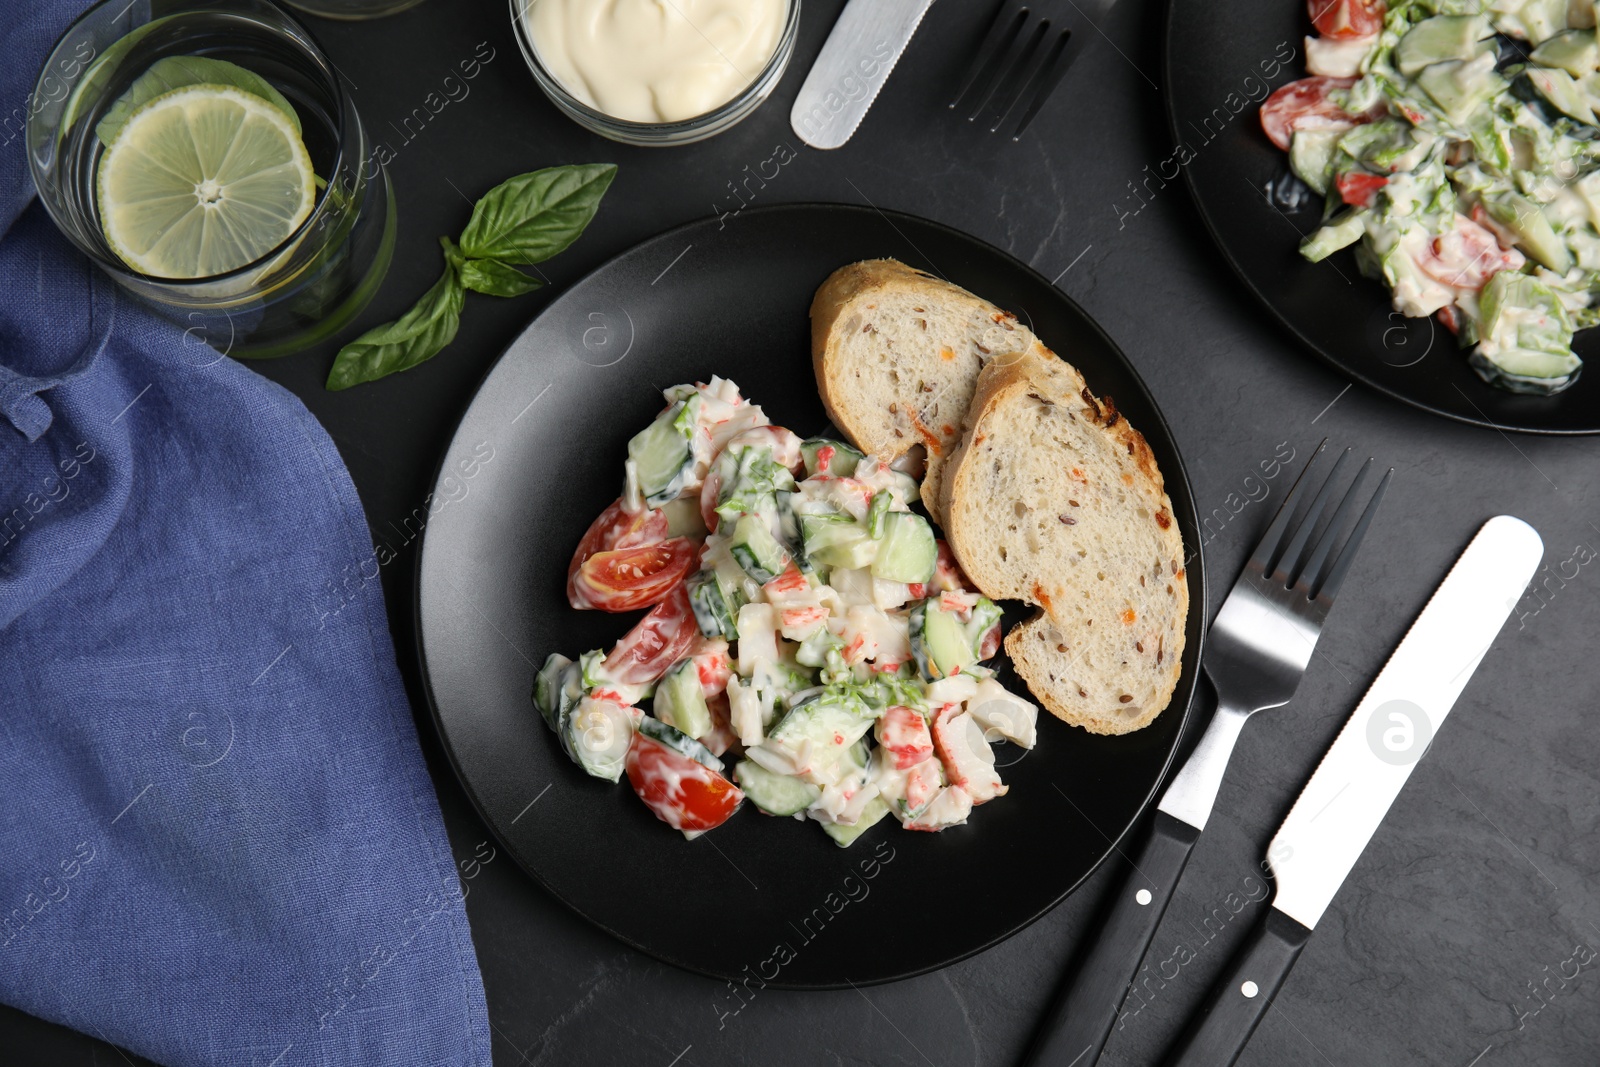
(1259, 77), (1374, 152)
(1308, 0), (1385, 40)
(567, 498), (676, 609)
(603, 583), (699, 685)
(570, 538), (697, 612)
(625, 734), (743, 832)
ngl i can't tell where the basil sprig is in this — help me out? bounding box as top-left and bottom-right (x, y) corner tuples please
(326, 163), (616, 390)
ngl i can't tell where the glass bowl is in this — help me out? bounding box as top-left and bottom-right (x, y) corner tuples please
(508, 0), (799, 146)
(27, 0), (394, 358)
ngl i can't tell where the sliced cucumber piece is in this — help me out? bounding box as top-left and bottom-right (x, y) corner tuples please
(533, 653), (577, 732)
(735, 760), (821, 816)
(1484, 194), (1573, 273)
(1469, 346), (1582, 392)
(800, 437), (864, 478)
(1300, 210), (1366, 263)
(1337, 119), (1433, 172)
(1526, 67), (1596, 124)
(1532, 28), (1600, 76)
(1493, 0), (1568, 46)
(729, 513), (789, 584)
(653, 658), (712, 740)
(626, 398), (697, 508)
(1394, 14), (1490, 78)
(714, 445), (793, 522)
(909, 600), (974, 681)
(966, 597), (1004, 654)
(1289, 128), (1341, 196)
(661, 496), (708, 539)
(686, 569), (739, 640)
(820, 794), (891, 847)
(775, 489), (806, 563)
(767, 691), (876, 752)
(578, 648), (608, 689)
(637, 714), (724, 772)
(562, 698), (634, 781)
(866, 489), (892, 539)
(801, 513), (877, 570)
(1416, 53), (1506, 125)
(1471, 272), (1582, 392)
(871, 511), (936, 584)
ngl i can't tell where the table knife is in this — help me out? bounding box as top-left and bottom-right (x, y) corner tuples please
(790, 0), (936, 149)
(1163, 515), (1543, 1067)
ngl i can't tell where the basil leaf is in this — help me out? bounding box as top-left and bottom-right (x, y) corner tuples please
(460, 257), (543, 297)
(325, 265), (464, 390)
(457, 164), (617, 266)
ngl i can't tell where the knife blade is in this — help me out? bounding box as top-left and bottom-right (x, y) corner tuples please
(790, 0), (936, 149)
(1163, 515), (1543, 1067)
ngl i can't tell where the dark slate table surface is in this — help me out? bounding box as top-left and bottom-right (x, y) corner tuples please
(11, 0), (1600, 1064)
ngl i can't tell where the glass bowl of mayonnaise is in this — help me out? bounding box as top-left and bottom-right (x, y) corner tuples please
(511, 0), (799, 146)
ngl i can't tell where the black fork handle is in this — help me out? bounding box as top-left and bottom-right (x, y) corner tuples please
(1020, 810), (1200, 1067)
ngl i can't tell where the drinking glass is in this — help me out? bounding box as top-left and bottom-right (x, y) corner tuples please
(27, 0), (395, 358)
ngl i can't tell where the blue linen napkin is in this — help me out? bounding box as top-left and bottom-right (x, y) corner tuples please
(0, 5), (492, 1065)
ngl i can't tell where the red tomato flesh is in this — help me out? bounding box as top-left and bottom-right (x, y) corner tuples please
(603, 583), (699, 685)
(1260, 77), (1375, 152)
(625, 734), (743, 832)
(567, 498), (682, 610)
(1335, 170), (1387, 208)
(1308, 0), (1385, 40)
(570, 538), (697, 612)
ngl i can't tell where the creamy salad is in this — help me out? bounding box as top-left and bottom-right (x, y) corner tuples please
(534, 377), (1039, 845)
(1267, 0), (1600, 392)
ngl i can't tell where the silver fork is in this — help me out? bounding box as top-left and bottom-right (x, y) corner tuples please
(948, 0), (1116, 140)
(1021, 441), (1392, 1067)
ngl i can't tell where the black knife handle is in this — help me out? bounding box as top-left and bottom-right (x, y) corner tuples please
(1161, 909), (1313, 1067)
(1021, 810), (1200, 1067)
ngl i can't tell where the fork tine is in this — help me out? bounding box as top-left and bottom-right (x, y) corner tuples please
(1270, 447), (1352, 585)
(1007, 28), (1074, 139)
(1313, 467), (1392, 603)
(1246, 439), (1328, 573)
(975, 18), (1048, 122)
(990, 22), (1067, 133)
(951, 0), (1027, 113)
(1294, 457), (1372, 595)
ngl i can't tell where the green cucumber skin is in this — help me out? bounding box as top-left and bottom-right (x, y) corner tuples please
(654, 658), (713, 741)
(636, 714), (724, 773)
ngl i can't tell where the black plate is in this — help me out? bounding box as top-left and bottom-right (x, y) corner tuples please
(415, 204), (1206, 987)
(1165, 0), (1600, 433)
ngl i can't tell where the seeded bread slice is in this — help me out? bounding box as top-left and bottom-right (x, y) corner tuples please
(809, 259), (1036, 522)
(939, 346), (1189, 735)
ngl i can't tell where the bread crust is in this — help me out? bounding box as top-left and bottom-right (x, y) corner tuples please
(809, 258), (941, 458)
(809, 259), (1034, 525)
(941, 345), (1189, 734)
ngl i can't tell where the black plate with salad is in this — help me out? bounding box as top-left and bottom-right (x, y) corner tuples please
(1167, 0), (1600, 432)
(414, 204), (1206, 987)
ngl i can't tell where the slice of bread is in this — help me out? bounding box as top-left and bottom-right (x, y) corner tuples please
(809, 259), (1036, 522)
(939, 346), (1189, 735)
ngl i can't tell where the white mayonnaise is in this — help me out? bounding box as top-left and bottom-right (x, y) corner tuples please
(525, 0), (786, 123)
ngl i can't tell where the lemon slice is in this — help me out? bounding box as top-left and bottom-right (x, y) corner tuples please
(97, 83), (315, 280)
